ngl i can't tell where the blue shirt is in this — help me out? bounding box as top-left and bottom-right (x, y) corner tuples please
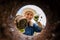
(23, 23), (42, 36)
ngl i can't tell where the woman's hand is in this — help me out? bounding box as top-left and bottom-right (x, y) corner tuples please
(34, 15), (43, 29)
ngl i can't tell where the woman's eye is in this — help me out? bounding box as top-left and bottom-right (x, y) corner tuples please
(27, 14), (29, 15)
(27, 13), (30, 15)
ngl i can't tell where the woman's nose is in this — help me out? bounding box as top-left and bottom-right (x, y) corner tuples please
(28, 15), (31, 18)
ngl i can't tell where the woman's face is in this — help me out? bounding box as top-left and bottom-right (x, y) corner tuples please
(24, 11), (34, 21)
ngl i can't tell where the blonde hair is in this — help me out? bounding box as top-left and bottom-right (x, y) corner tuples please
(22, 8), (36, 16)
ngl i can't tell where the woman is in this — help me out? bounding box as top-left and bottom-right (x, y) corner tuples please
(22, 8), (43, 36)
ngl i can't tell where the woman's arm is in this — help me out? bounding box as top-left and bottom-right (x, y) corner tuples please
(37, 22), (43, 29)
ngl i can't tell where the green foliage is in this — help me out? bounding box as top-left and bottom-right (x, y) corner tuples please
(34, 15), (39, 22)
(19, 29), (25, 33)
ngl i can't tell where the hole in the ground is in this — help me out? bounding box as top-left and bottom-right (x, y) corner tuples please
(14, 5), (47, 37)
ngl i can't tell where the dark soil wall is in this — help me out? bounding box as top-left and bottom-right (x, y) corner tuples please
(0, 0), (60, 40)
